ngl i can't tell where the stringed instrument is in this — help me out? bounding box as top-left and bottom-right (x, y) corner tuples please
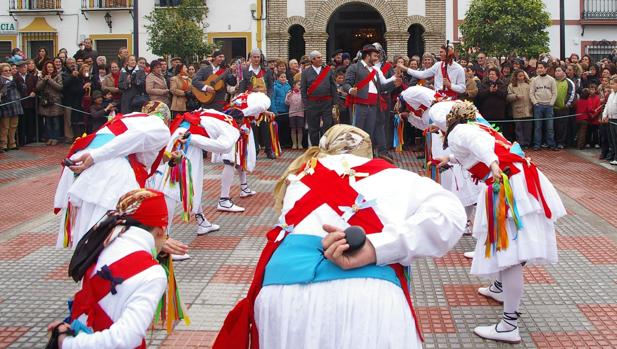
(192, 68), (228, 105)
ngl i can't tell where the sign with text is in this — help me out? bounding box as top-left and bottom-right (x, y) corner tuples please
(0, 22), (17, 35)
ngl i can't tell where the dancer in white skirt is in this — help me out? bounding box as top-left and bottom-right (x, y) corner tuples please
(212, 92), (271, 212)
(54, 101), (171, 249)
(212, 125), (466, 349)
(437, 101), (566, 343)
(148, 109), (240, 260)
(397, 86), (481, 236)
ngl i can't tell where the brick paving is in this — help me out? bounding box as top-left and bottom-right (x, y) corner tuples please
(0, 146), (616, 348)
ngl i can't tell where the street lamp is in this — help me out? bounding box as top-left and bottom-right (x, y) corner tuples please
(104, 11), (112, 33)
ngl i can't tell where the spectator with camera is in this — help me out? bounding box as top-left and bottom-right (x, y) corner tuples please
(119, 55), (147, 113)
(89, 89), (117, 131)
(36, 61), (63, 146)
(477, 67), (508, 134)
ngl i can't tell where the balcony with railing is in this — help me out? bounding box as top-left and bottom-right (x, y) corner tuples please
(155, 0), (182, 7)
(9, 0), (63, 18)
(581, 0), (617, 24)
(9, 0), (62, 10)
(81, 0), (133, 10)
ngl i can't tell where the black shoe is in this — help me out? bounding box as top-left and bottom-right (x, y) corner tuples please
(9, 146), (18, 151)
(266, 151), (276, 159)
(533, 146), (540, 151)
(551, 147), (559, 151)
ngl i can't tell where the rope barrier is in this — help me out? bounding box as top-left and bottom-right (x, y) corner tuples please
(0, 95), (34, 108)
(489, 113), (581, 123)
(54, 103), (91, 115)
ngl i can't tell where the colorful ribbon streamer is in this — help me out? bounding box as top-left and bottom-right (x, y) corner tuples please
(484, 173), (523, 258)
(155, 255), (191, 334)
(269, 120), (282, 157)
(165, 136), (194, 222)
(423, 129), (440, 184)
(393, 114), (405, 152)
(62, 202), (77, 248)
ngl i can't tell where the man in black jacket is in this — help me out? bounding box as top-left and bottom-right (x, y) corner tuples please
(192, 50), (237, 111)
(301, 50), (337, 146)
(342, 45), (398, 155)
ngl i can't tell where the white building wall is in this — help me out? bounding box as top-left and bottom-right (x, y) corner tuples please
(1, 0), (260, 62)
(408, 0), (426, 17)
(451, 0), (616, 57)
(287, 0), (305, 18)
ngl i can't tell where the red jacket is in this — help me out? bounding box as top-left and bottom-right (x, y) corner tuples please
(575, 98), (591, 122)
(588, 94), (601, 125)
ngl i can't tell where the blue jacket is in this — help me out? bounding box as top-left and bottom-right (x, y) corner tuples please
(271, 80), (291, 114)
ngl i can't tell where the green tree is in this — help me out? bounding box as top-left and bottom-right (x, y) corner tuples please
(144, 0), (217, 62)
(459, 0), (551, 58)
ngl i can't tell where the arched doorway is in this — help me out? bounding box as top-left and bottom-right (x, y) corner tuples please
(288, 25), (306, 61)
(407, 24), (425, 58)
(326, 2), (386, 60)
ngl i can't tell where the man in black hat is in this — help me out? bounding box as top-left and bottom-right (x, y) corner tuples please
(301, 50), (337, 146)
(342, 45), (399, 155)
(192, 50), (237, 111)
(330, 49), (344, 69)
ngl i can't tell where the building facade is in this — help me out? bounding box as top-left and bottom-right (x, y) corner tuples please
(448, 0), (617, 60)
(266, 0), (446, 60)
(0, 0), (261, 63)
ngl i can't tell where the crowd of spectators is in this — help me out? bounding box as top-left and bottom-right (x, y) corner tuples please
(1, 40), (616, 165)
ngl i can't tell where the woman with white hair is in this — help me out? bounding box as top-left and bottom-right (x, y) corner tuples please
(436, 101), (566, 343)
(213, 124), (466, 349)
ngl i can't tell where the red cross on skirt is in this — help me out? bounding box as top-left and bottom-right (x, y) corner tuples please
(213, 157), (424, 349)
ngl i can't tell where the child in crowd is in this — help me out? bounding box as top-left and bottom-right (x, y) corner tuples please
(334, 69), (350, 124)
(587, 83), (601, 148)
(575, 88), (591, 149)
(271, 72), (291, 148)
(88, 89), (117, 132)
(285, 80), (304, 149)
(602, 76), (617, 165)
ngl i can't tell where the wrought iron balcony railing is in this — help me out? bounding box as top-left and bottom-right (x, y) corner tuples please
(10, 0), (62, 10)
(81, 0), (133, 9)
(582, 0), (617, 20)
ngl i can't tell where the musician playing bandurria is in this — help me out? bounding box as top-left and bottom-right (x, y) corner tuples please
(192, 50), (237, 112)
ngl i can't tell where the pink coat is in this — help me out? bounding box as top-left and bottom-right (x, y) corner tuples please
(285, 89), (304, 118)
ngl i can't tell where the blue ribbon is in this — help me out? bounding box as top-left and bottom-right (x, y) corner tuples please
(275, 216), (295, 242)
(338, 194), (378, 222)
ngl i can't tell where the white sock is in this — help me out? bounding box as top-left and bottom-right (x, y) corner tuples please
(165, 196), (176, 236)
(465, 204), (476, 222)
(497, 264), (524, 331)
(238, 169), (248, 188)
(220, 165), (234, 198)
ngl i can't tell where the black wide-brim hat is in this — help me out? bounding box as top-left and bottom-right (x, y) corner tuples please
(361, 45), (379, 54)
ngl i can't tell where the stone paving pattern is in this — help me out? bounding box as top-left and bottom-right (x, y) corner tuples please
(0, 145), (617, 348)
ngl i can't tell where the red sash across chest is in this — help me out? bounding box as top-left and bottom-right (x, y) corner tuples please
(212, 158), (424, 349)
(307, 65), (332, 101)
(467, 124), (552, 219)
(345, 68), (378, 107)
(439, 62), (458, 99)
(64, 114), (165, 188)
(71, 250), (158, 349)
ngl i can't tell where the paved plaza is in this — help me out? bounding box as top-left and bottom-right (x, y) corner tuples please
(0, 145), (617, 348)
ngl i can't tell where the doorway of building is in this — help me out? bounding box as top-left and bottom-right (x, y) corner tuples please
(27, 40), (53, 60)
(326, 2), (386, 61)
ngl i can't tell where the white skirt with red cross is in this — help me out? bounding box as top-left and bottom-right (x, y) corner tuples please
(254, 278), (421, 349)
